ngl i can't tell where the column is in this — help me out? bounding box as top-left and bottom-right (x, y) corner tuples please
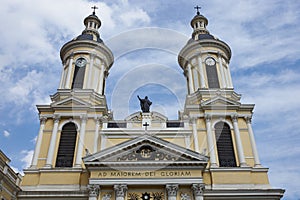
(87, 184), (100, 200)
(98, 64), (105, 95)
(192, 67), (199, 90)
(45, 116), (60, 168)
(191, 118), (200, 153)
(31, 117), (47, 168)
(187, 64), (195, 94)
(205, 115), (217, 167)
(75, 115), (87, 167)
(191, 183), (205, 200)
(166, 184), (178, 200)
(226, 63), (233, 88)
(87, 54), (95, 88)
(93, 118), (100, 153)
(218, 53), (226, 88)
(197, 56), (206, 88)
(245, 117), (261, 167)
(231, 115), (247, 167)
(114, 184), (127, 200)
(66, 55), (74, 89)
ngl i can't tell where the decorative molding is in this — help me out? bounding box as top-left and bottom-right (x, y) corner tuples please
(191, 183), (205, 196)
(102, 193), (112, 200)
(166, 184), (178, 197)
(87, 184), (100, 197)
(180, 193), (191, 200)
(114, 184), (127, 198)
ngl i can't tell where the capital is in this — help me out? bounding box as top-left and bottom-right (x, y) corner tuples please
(166, 184), (179, 197)
(114, 184), (127, 198)
(53, 115), (60, 123)
(191, 183), (205, 196)
(231, 114), (238, 122)
(244, 116), (252, 124)
(204, 114), (212, 122)
(39, 117), (47, 124)
(87, 184), (100, 197)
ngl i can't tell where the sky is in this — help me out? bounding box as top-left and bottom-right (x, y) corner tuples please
(0, 0), (299, 199)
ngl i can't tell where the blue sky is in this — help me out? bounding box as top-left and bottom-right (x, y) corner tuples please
(0, 0), (300, 199)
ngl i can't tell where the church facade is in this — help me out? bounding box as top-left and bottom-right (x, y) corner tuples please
(18, 8), (285, 200)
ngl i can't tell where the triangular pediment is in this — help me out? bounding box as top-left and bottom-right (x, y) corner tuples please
(83, 134), (208, 168)
(51, 96), (91, 108)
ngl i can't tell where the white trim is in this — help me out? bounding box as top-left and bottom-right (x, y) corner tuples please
(211, 119), (233, 129)
(58, 119), (81, 131)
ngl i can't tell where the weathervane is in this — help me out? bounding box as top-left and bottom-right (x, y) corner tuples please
(91, 5), (98, 15)
(194, 5), (201, 15)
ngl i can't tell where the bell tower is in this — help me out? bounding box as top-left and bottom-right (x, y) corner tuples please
(24, 8), (113, 173)
(59, 8), (113, 94)
(178, 8), (233, 94)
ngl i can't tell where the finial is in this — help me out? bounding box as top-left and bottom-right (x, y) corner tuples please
(91, 5), (98, 15)
(194, 5), (201, 15)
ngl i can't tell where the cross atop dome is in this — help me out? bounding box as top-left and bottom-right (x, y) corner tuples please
(194, 5), (201, 15)
(91, 5), (98, 15)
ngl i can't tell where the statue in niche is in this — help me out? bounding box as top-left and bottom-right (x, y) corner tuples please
(137, 95), (152, 113)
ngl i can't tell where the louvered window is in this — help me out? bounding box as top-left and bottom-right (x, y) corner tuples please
(72, 66), (85, 89)
(55, 123), (77, 167)
(215, 122), (236, 167)
(206, 63), (220, 88)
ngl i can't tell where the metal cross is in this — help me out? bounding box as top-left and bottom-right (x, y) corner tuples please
(143, 122), (149, 131)
(91, 5), (98, 15)
(194, 5), (201, 15)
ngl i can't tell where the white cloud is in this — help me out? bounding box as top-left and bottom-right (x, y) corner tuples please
(20, 150), (34, 169)
(3, 130), (10, 137)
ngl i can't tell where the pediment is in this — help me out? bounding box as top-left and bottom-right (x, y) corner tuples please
(201, 96), (241, 107)
(125, 111), (167, 122)
(83, 134), (208, 168)
(51, 96), (91, 108)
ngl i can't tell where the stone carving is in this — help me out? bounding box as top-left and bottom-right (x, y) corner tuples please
(128, 193), (139, 200)
(191, 183), (205, 196)
(117, 145), (180, 161)
(102, 193), (112, 200)
(180, 193), (191, 200)
(87, 184), (100, 197)
(114, 184), (128, 198)
(166, 184), (179, 197)
(152, 192), (164, 200)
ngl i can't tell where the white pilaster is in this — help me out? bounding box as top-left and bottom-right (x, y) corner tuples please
(87, 54), (95, 88)
(197, 56), (206, 88)
(187, 64), (195, 94)
(231, 115), (247, 167)
(98, 64), (105, 95)
(191, 183), (205, 200)
(192, 66), (199, 90)
(66, 56), (74, 89)
(191, 118), (200, 153)
(45, 116), (60, 168)
(205, 115), (218, 167)
(114, 184), (127, 200)
(226, 63), (233, 88)
(31, 117), (47, 168)
(218, 53), (226, 88)
(75, 115), (87, 167)
(87, 184), (100, 200)
(93, 118), (100, 153)
(245, 117), (261, 167)
(166, 184), (178, 200)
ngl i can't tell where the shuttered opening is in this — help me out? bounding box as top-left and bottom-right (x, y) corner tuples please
(206, 63), (220, 88)
(215, 122), (237, 167)
(72, 66), (85, 89)
(55, 123), (77, 167)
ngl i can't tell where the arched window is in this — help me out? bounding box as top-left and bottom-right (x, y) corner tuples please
(215, 122), (236, 167)
(55, 123), (77, 167)
(71, 65), (86, 89)
(205, 57), (220, 88)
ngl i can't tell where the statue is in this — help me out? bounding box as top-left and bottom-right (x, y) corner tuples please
(137, 95), (152, 113)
